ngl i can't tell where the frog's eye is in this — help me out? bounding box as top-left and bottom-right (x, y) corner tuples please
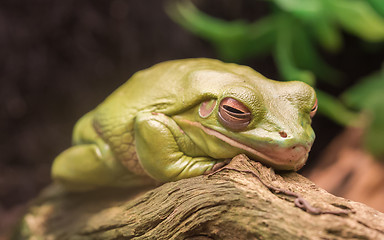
(310, 99), (318, 118)
(218, 97), (251, 130)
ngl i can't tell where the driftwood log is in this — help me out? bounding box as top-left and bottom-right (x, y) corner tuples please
(15, 155), (384, 239)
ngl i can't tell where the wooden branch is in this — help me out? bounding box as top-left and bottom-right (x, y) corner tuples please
(15, 155), (384, 240)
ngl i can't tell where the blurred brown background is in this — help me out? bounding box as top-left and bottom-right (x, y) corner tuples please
(1, 0), (382, 238)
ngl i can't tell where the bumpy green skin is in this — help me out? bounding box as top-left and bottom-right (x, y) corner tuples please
(52, 58), (316, 191)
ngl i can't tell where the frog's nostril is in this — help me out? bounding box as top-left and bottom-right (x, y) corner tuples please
(279, 131), (287, 138)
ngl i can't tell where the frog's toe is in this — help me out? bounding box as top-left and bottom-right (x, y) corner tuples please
(204, 159), (231, 175)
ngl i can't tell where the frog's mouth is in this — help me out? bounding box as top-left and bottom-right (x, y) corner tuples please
(183, 120), (310, 171)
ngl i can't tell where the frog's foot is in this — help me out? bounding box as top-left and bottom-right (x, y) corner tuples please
(51, 144), (128, 191)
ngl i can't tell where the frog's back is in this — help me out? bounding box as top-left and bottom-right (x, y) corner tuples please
(95, 58), (263, 118)
(92, 59), (232, 131)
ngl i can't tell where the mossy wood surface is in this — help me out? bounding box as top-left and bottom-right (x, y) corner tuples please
(16, 155), (384, 240)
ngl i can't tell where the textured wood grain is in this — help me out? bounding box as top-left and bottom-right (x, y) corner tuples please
(15, 154), (384, 240)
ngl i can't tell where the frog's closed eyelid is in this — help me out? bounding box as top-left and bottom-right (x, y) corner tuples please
(218, 98), (252, 131)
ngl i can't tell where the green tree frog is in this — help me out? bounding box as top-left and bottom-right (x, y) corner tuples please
(52, 58), (317, 191)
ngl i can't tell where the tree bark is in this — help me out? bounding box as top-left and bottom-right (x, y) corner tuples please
(15, 154), (384, 240)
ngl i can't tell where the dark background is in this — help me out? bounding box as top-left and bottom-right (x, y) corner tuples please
(0, 0), (382, 237)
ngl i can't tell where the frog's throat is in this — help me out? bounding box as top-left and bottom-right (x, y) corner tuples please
(180, 119), (307, 170)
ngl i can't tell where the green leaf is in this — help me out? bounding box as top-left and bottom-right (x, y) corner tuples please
(274, 14), (315, 85)
(166, 0), (276, 61)
(316, 90), (359, 126)
(342, 70), (384, 109)
(166, 1), (245, 40)
(273, 0), (323, 20)
(342, 69), (384, 158)
(367, 0), (384, 17)
(292, 22), (342, 85)
(310, 17), (343, 52)
(327, 0), (384, 42)
(214, 17), (277, 61)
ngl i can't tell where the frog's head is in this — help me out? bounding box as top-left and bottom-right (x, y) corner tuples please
(173, 63), (317, 171)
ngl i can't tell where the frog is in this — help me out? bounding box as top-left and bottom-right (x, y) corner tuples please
(51, 58), (317, 191)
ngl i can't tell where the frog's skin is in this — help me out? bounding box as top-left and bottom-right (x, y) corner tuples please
(52, 58), (317, 191)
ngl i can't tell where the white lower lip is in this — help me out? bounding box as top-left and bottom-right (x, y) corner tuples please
(179, 119), (309, 170)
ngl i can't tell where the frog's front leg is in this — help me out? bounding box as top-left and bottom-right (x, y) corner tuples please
(52, 116), (146, 192)
(51, 143), (121, 191)
(135, 112), (218, 182)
